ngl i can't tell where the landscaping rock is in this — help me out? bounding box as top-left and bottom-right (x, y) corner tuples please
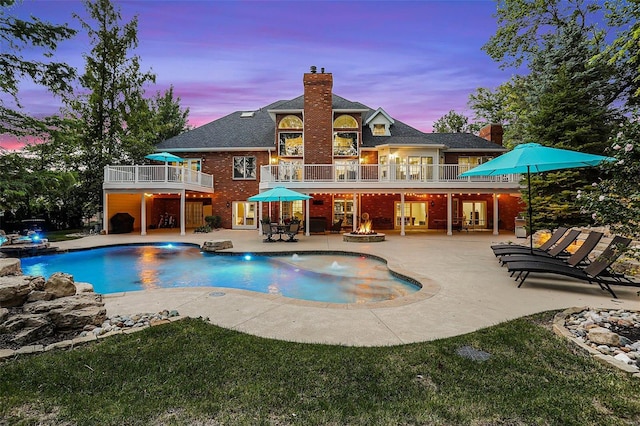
(588, 327), (621, 346)
(0, 276), (33, 307)
(26, 291), (55, 302)
(74, 282), (95, 293)
(2, 314), (54, 346)
(201, 240), (233, 252)
(0, 258), (21, 277)
(23, 294), (106, 331)
(44, 272), (76, 298)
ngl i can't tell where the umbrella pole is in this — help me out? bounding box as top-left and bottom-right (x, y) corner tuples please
(527, 166), (533, 254)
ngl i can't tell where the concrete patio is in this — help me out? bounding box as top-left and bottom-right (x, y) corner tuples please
(52, 229), (639, 347)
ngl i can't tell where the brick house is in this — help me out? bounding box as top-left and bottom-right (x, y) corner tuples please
(103, 67), (523, 236)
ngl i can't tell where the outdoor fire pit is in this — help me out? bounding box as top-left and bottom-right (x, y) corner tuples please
(343, 213), (385, 242)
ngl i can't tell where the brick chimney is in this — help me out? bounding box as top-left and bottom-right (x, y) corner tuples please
(479, 124), (504, 146)
(303, 66), (333, 164)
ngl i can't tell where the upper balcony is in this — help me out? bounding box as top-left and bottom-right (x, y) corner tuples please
(259, 164), (520, 191)
(103, 165), (214, 193)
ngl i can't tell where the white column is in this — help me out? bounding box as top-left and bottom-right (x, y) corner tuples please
(305, 198), (310, 236)
(400, 192), (405, 236)
(493, 193), (499, 236)
(180, 190), (186, 236)
(103, 191), (108, 235)
(258, 201), (263, 235)
(140, 193), (147, 235)
(352, 193), (357, 233)
(447, 192), (453, 236)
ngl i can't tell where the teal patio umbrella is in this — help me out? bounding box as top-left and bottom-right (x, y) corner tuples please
(248, 187), (312, 223)
(459, 142), (614, 252)
(145, 152), (184, 164)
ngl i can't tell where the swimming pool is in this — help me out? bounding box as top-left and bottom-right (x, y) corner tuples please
(19, 244), (420, 304)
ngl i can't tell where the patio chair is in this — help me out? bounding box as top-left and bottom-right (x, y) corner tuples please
(497, 228), (581, 264)
(505, 235), (633, 298)
(330, 219), (343, 233)
(261, 219), (276, 243)
(492, 226), (569, 257)
(500, 231), (603, 269)
(284, 221), (300, 242)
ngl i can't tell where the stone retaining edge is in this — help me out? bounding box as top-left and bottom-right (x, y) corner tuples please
(553, 307), (640, 379)
(0, 315), (188, 361)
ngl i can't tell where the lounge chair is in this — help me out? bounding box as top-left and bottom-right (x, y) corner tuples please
(505, 235), (633, 298)
(491, 226), (568, 251)
(497, 229), (581, 264)
(492, 226), (570, 257)
(500, 231), (603, 268)
(284, 221), (300, 242)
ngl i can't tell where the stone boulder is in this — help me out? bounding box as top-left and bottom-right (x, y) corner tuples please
(23, 293), (105, 331)
(588, 326), (621, 346)
(1, 314), (54, 346)
(201, 240), (233, 252)
(44, 272), (76, 299)
(0, 258), (21, 277)
(74, 282), (95, 293)
(0, 276), (34, 307)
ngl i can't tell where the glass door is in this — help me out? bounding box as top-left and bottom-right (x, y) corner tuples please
(333, 198), (354, 227)
(462, 201), (487, 229)
(394, 202), (428, 229)
(232, 201), (256, 229)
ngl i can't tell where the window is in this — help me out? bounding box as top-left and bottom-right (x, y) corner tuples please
(233, 156), (256, 179)
(279, 133), (303, 156)
(278, 160), (302, 181)
(373, 124), (386, 135)
(333, 115), (357, 129)
(278, 115), (303, 129)
(333, 132), (358, 156)
(458, 156), (493, 172)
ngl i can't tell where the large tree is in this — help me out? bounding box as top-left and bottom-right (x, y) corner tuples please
(432, 110), (475, 133)
(480, 0), (632, 230)
(0, 0), (76, 136)
(67, 0), (156, 216)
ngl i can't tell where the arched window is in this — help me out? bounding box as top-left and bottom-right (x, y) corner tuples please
(333, 115), (357, 129)
(278, 115), (303, 129)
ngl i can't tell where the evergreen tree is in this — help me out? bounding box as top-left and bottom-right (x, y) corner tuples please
(67, 0), (156, 216)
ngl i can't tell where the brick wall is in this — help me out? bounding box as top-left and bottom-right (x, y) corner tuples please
(303, 71), (333, 164)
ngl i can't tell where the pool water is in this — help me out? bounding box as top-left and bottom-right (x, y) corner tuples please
(19, 244), (419, 304)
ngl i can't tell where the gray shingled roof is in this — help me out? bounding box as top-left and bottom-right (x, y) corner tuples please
(157, 93), (503, 152)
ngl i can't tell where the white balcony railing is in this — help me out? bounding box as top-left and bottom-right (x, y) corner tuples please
(104, 165), (214, 189)
(260, 164), (518, 184)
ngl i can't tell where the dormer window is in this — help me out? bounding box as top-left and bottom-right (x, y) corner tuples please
(373, 124), (386, 135)
(365, 107), (394, 136)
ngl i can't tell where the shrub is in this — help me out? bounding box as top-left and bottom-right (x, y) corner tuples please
(205, 215), (222, 229)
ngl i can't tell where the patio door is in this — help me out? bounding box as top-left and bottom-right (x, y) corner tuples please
(462, 201), (487, 229)
(394, 202), (428, 229)
(186, 202), (204, 228)
(232, 202), (256, 229)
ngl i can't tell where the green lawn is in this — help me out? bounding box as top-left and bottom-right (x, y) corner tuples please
(0, 312), (638, 425)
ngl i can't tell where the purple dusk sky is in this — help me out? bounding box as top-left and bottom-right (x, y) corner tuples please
(2, 0), (510, 150)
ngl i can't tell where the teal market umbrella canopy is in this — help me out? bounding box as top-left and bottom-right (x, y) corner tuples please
(248, 187), (312, 223)
(248, 186), (312, 202)
(144, 152), (185, 163)
(459, 143), (615, 252)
